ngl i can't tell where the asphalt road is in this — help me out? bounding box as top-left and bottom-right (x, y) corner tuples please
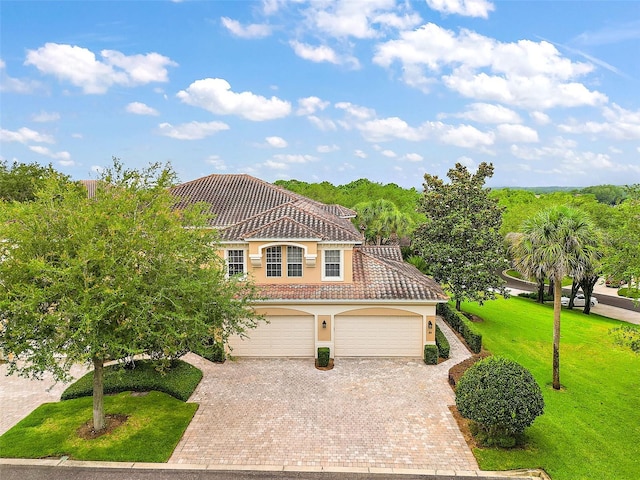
(0, 465), (528, 480)
(501, 273), (640, 313)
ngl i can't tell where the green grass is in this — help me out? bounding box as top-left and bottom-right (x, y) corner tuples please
(460, 297), (640, 480)
(0, 391), (198, 462)
(61, 359), (202, 402)
(618, 287), (640, 299)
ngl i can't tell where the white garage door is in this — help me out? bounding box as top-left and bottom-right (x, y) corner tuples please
(227, 315), (314, 357)
(335, 316), (422, 357)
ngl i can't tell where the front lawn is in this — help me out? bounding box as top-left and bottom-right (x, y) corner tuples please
(460, 297), (640, 480)
(0, 391), (197, 462)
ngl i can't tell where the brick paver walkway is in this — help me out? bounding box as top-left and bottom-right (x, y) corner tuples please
(170, 320), (477, 471)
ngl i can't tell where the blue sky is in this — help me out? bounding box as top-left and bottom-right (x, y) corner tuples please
(1, 0), (639, 189)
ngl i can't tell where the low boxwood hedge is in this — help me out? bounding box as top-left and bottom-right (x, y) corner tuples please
(61, 359), (202, 402)
(435, 325), (450, 359)
(317, 347), (330, 367)
(424, 344), (438, 365)
(437, 303), (482, 354)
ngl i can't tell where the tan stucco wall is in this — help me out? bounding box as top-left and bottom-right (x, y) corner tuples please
(220, 241), (355, 284)
(425, 314), (436, 343)
(317, 315), (331, 341)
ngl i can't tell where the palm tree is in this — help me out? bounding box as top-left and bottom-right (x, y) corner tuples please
(508, 206), (600, 390)
(354, 199), (412, 245)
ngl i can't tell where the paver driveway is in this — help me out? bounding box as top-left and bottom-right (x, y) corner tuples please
(170, 322), (478, 471)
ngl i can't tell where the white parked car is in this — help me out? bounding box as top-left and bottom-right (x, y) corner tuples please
(561, 293), (598, 307)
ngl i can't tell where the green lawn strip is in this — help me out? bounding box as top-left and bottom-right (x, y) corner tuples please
(0, 391), (198, 462)
(61, 359), (202, 402)
(460, 297), (640, 480)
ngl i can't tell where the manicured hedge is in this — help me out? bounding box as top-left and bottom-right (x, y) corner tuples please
(61, 359), (202, 402)
(193, 340), (226, 363)
(437, 303), (482, 354)
(317, 347), (330, 367)
(424, 344), (438, 365)
(435, 325), (450, 359)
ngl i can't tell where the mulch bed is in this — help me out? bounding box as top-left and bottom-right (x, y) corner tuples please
(76, 414), (129, 440)
(315, 358), (334, 370)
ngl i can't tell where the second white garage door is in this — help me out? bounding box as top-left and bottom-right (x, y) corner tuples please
(335, 316), (423, 357)
(227, 315), (314, 357)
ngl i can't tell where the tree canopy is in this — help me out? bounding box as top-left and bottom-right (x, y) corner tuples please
(0, 160), (69, 202)
(353, 199), (413, 245)
(414, 162), (508, 310)
(0, 160), (262, 431)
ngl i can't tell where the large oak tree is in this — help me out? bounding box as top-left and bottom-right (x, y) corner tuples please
(414, 162), (508, 310)
(0, 161), (261, 431)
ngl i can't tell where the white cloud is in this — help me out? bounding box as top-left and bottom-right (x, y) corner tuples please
(307, 0), (421, 39)
(558, 104), (640, 140)
(530, 111), (551, 125)
(28, 145), (72, 163)
(25, 43), (177, 94)
(126, 102), (159, 116)
(496, 124), (539, 143)
(381, 149), (397, 158)
(404, 153), (423, 162)
(265, 136), (288, 148)
(0, 58), (44, 94)
(32, 111), (60, 122)
(177, 78), (291, 121)
(0, 127), (55, 144)
(457, 155), (476, 169)
(354, 149), (368, 158)
(440, 124), (495, 148)
(205, 155), (227, 170)
(297, 96), (330, 115)
(71, 133), (83, 139)
(158, 121), (229, 140)
(272, 153), (317, 164)
(221, 17), (272, 39)
(264, 159), (287, 170)
(425, 0), (495, 19)
(373, 24), (607, 110)
(335, 102), (376, 120)
(357, 117), (430, 142)
(317, 144), (340, 153)
(307, 115), (337, 131)
(289, 41), (360, 68)
(445, 103), (521, 124)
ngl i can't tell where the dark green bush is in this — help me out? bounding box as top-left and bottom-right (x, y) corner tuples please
(437, 303), (482, 354)
(517, 292), (554, 302)
(424, 344), (438, 365)
(456, 357), (544, 446)
(61, 359), (202, 402)
(194, 339), (226, 363)
(317, 347), (330, 367)
(435, 325), (450, 359)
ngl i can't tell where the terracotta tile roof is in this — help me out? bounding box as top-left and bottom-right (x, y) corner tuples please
(171, 174), (362, 242)
(79, 180), (98, 198)
(257, 246), (448, 302)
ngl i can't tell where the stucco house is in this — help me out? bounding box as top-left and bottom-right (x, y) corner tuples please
(171, 174), (448, 359)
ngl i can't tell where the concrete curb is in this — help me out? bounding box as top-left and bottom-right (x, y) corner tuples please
(0, 457), (544, 478)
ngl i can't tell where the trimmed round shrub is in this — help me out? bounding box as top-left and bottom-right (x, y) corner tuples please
(455, 357), (544, 446)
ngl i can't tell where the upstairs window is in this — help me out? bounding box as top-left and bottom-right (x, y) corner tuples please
(227, 250), (244, 276)
(324, 250), (341, 279)
(287, 246), (303, 277)
(266, 246), (282, 277)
